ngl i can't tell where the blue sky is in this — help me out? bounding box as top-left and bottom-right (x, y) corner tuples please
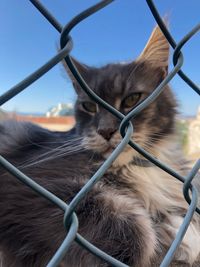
(0, 0), (199, 116)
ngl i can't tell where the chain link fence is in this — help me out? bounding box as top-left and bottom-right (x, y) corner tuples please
(0, 0), (200, 266)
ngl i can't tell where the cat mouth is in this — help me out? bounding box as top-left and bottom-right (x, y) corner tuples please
(101, 140), (132, 157)
(103, 147), (113, 153)
(101, 145), (116, 157)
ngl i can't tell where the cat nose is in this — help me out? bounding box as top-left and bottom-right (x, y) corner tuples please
(97, 127), (116, 141)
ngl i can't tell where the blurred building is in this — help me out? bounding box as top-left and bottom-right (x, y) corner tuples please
(46, 103), (74, 117)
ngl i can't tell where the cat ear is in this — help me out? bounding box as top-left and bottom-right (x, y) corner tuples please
(137, 25), (169, 72)
(62, 57), (90, 94)
(62, 57), (89, 81)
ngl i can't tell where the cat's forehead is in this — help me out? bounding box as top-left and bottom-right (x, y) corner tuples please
(88, 63), (135, 99)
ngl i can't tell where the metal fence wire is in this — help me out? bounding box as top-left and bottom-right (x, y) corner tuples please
(0, 0), (200, 266)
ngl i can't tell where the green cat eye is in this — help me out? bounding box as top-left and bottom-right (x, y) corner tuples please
(122, 93), (141, 109)
(82, 101), (97, 113)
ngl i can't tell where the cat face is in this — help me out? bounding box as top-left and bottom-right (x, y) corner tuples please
(65, 26), (177, 162)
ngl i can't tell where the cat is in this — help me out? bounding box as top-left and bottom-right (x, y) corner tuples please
(0, 25), (200, 267)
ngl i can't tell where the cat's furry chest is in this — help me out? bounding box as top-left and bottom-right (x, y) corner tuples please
(108, 157), (186, 213)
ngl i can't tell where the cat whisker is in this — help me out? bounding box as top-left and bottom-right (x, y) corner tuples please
(18, 137), (85, 169)
(20, 148), (87, 169)
(19, 146), (87, 169)
(12, 136), (83, 151)
(20, 143), (76, 164)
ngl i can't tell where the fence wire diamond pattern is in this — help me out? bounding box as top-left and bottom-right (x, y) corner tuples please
(0, 1), (200, 266)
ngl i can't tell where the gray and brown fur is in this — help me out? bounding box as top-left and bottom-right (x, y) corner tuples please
(0, 25), (199, 267)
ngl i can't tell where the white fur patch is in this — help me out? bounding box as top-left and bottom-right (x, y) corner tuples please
(168, 216), (200, 263)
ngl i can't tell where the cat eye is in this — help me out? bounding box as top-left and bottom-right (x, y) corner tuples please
(82, 101), (97, 113)
(122, 93), (141, 109)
